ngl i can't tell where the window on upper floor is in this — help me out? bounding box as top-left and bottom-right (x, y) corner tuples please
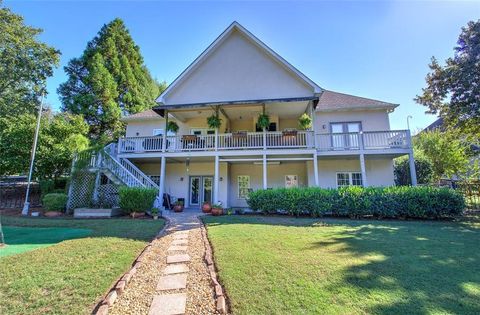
(330, 122), (362, 148)
(153, 129), (176, 136)
(191, 128), (215, 135)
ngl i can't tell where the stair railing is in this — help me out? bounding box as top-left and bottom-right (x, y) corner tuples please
(98, 143), (158, 190)
(119, 158), (159, 189)
(100, 151), (144, 187)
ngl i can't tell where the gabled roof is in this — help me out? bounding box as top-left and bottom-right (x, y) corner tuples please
(157, 21), (322, 105)
(121, 109), (162, 122)
(316, 90), (398, 112)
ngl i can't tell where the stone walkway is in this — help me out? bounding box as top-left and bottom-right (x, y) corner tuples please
(110, 209), (218, 315)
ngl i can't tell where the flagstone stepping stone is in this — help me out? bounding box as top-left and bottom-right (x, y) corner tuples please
(173, 234), (188, 240)
(171, 239), (188, 246)
(167, 245), (188, 252)
(173, 231), (189, 235)
(148, 293), (186, 315)
(167, 254), (191, 264)
(164, 264), (189, 275)
(157, 274), (188, 290)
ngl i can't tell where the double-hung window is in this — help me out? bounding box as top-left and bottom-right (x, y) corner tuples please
(336, 172), (363, 187)
(238, 176), (250, 199)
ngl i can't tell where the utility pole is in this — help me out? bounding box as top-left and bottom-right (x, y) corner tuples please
(21, 94), (44, 216)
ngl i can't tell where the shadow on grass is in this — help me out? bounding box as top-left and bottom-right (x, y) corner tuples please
(204, 214), (480, 314)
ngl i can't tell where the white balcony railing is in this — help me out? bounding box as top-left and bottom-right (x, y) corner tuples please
(316, 130), (409, 151)
(118, 130), (410, 154)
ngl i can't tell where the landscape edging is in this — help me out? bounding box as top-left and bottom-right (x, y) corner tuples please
(92, 216), (171, 315)
(200, 221), (229, 314)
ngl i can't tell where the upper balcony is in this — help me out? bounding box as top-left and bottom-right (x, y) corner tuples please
(117, 129), (411, 155)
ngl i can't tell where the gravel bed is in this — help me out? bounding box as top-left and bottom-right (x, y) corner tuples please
(110, 214), (218, 315)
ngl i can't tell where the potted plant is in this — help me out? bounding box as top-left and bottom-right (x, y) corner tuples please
(167, 121), (179, 133)
(173, 200), (184, 212)
(207, 108), (222, 129)
(151, 207), (159, 220)
(257, 113), (270, 130)
(298, 113), (312, 130)
(202, 201), (212, 213)
(211, 203), (223, 216)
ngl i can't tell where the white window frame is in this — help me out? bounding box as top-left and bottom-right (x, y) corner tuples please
(336, 172), (363, 188)
(191, 128), (215, 135)
(237, 175), (250, 199)
(285, 175), (298, 188)
(153, 129), (176, 136)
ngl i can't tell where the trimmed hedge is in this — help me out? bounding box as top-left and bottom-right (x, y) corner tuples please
(118, 187), (157, 215)
(247, 186), (465, 219)
(42, 193), (68, 212)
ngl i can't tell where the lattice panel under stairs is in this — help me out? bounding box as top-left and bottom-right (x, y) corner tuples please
(67, 170), (122, 211)
(67, 170), (96, 211)
(96, 183), (119, 208)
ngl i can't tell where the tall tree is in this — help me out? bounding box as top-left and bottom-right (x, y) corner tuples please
(415, 20), (480, 139)
(414, 130), (470, 182)
(0, 3), (60, 117)
(0, 112), (89, 179)
(58, 18), (165, 140)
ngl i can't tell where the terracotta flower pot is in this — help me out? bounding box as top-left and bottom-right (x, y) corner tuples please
(202, 202), (212, 213)
(211, 207), (223, 216)
(174, 205), (184, 212)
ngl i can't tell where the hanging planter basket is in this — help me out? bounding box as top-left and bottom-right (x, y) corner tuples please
(257, 113), (270, 130)
(298, 113), (312, 130)
(167, 121), (179, 133)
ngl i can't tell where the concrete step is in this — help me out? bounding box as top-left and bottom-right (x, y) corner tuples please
(73, 207), (123, 218)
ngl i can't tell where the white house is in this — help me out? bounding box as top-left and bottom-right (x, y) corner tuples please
(104, 22), (416, 209)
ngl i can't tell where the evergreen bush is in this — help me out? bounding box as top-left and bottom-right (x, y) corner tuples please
(247, 186), (465, 219)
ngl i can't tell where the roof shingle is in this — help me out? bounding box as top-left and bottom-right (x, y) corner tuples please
(317, 90), (398, 111)
(122, 109), (162, 121)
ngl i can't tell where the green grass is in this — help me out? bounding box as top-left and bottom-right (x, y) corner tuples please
(1, 226), (92, 257)
(203, 215), (480, 315)
(0, 216), (164, 315)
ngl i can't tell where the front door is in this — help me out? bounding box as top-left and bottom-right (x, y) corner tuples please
(189, 176), (214, 208)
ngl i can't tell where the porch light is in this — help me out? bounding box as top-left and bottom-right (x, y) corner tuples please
(186, 158), (190, 172)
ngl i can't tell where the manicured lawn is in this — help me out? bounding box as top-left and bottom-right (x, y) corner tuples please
(203, 215), (480, 315)
(0, 216), (164, 315)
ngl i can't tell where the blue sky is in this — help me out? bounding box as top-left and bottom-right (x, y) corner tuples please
(4, 1), (480, 132)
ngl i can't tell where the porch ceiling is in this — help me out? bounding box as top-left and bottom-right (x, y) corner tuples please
(167, 100), (310, 121)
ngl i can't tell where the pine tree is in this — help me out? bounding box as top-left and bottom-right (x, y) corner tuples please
(58, 18), (165, 140)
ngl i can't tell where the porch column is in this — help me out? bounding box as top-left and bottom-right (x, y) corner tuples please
(409, 150), (418, 186)
(359, 153), (368, 187)
(162, 110), (168, 152)
(310, 101), (317, 149)
(313, 152), (319, 187)
(214, 155), (220, 204)
(262, 154), (267, 189)
(215, 106), (219, 151)
(158, 156), (166, 210)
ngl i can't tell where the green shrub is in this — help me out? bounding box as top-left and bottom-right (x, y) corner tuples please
(39, 178), (68, 199)
(118, 187), (157, 215)
(247, 186), (465, 219)
(42, 193), (68, 212)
